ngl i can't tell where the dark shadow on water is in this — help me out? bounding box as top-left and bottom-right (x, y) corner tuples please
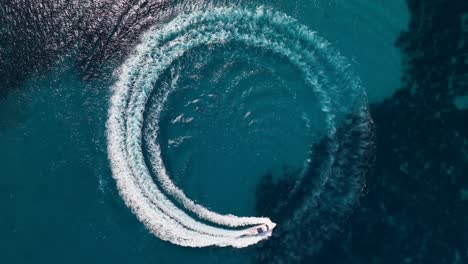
(0, 0), (253, 100)
(0, 0), (174, 98)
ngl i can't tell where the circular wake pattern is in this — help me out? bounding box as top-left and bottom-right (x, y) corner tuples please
(107, 6), (372, 248)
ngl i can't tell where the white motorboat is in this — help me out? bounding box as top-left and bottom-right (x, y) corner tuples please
(243, 222), (277, 236)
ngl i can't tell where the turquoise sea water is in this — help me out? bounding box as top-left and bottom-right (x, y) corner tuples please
(1, 1), (411, 263)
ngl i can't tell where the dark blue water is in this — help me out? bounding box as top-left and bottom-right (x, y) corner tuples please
(2, 0), (467, 263)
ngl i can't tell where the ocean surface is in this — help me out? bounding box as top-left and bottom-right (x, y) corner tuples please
(1, 0), (467, 263)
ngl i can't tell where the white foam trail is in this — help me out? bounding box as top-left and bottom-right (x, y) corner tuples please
(107, 6), (355, 248)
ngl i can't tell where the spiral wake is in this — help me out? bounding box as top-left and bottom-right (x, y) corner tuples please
(107, 6), (372, 248)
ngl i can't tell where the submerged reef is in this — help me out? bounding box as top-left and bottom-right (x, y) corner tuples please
(255, 113), (374, 263)
(255, 0), (468, 263)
